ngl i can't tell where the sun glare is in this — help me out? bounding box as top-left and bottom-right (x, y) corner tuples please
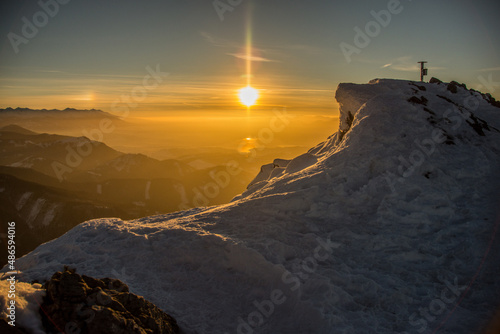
(238, 86), (259, 107)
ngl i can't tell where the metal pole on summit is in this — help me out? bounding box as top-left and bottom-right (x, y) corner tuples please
(418, 61), (428, 82)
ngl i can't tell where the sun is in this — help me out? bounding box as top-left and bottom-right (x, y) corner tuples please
(238, 86), (259, 107)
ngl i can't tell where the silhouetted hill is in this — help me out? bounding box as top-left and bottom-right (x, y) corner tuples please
(0, 107), (116, 116)
(0, 124), (38, 135)
(0, 173), (124, 268)
(0, 127), (123, 180)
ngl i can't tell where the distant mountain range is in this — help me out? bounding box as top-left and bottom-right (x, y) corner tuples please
(0, 107), (120, 120)
(0, 124), (253, 266)
(1, 107), (112, 114)
(0, 107), (125, 135)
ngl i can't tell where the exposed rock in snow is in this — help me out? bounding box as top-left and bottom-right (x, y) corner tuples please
(40, 268), (179, 334)
(3, 79), (500, 334)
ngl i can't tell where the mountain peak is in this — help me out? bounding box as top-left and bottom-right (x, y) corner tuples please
(0, 124), (38, 135)
(238, 78), (500, 201)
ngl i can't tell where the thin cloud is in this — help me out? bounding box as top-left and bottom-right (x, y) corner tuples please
(381, 57), (446, 72)
(478, 66), (500, 72)
(381, 56), (418, 72)
(227, 53), (276, 62)
(380, 56), (446, 72)
(33, 69), (63, 73)
(201, 31), (278, 62)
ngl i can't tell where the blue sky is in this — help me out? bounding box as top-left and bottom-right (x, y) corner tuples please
(0, 0), (499, 114)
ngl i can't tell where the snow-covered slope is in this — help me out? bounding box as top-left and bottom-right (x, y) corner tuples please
(4, 79), (500, 334)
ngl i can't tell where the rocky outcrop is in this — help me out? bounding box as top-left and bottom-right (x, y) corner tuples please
(429, 77), (443, 84)
(40, 268), (179, 334)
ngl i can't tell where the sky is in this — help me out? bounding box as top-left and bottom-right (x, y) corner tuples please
(0, 0), (499, 117)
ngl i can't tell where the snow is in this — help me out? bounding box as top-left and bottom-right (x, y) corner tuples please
(284, 153), (318, 174)
(247, 162), (276, 188)
(174, 182), (189, 205)
(2, 79), (500, 334)
(25, 198), (45, 228)
(9, 157), (36, 169)
(0, 279), (46, 334)
(16, 192), (33, 211)
(41, 203), (59, 227)
(245, 158), (292, 190)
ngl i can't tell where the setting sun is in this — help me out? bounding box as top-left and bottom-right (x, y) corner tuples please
(238, 86), (259, 107)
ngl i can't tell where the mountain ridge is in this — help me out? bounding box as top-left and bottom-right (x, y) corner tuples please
(1, 107), (109, 113)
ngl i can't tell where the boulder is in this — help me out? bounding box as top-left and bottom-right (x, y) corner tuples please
(447, 81), (458, 93)
(429, 77), (443, 84)
(40, 268), (179, 334)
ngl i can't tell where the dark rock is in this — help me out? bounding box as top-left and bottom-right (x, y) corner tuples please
(429, 77), (443, 84)
(409, 82), (426, 91)
(444, 133), (455, 145)
(447, 81), (467, 94)
(423, 107), (435, 116)
(408, 96), (428, 106)
(337, 111), (354, 142)
(437, 94), (459, 107)
(40, 268), (179, 334)
(466, 114), (490, 136)
(447, 82), (458, 94)
(483, 93), (500, 108)
(48, 270), (88, 303)
(345, 111), (354, 129)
